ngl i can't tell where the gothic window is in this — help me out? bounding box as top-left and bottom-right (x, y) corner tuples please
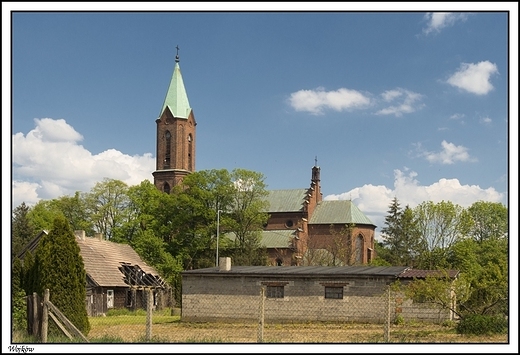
(163, 182), (170, 194)
(355, 234), (364, 264)
(188, 134), (193, 171)
(164, 130), (171, 168)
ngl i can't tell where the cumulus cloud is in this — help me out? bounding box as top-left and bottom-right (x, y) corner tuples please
(12, 118), (155, 208)
(288, 87), (371, 115)
(422, 12), (469, 35)
(375, 88), (425, 117)
(446, 61), (499, 95)
(480, 117), (492, 125)
(288, 86), (425, 118)
(325, 168), (504, 239)
(416, 140), (477, 165)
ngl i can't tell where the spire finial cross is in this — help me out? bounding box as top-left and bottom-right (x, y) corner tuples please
(175, 45), (180, 62)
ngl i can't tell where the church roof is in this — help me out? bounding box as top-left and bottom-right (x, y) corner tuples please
(160, 59), (191, 119)
(309, 200), (375, 226)
(224, 230), (295, 249)
(265, 189), (307, 212)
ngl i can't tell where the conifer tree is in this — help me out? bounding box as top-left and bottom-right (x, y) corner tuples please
(35, 215), (90, 335)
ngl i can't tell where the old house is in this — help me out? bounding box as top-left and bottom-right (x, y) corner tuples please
(152, 51), (376, 266)
(18, 230), (170, 316)
(181, 257), (459, 324)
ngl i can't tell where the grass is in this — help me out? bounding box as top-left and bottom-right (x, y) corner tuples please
(11, 309), (509, 344)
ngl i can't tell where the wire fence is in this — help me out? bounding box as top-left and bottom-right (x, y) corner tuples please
(18, 286), (507, 344)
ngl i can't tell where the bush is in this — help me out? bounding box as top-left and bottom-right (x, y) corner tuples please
(456, 314), (508, 335)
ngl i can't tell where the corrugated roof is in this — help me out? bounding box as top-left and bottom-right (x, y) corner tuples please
(225, 230), (295, 248)
(183, 265), (408, 277)
(76, 236), (160, 287)
(265, 189), (307, 212)
(160, 61), (191, 119)
(309, 200), (375, 226)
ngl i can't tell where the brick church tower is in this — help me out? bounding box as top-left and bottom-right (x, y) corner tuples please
(152, 47), (196, 193)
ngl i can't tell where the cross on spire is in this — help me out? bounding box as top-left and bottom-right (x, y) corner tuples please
(315, 156), (318, 166)
(175, 45), (180, 62)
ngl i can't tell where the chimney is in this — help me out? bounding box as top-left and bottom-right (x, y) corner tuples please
(94, 233), (103, 240)
(219, 257), (231, 271)
(74, 230), (86, 240)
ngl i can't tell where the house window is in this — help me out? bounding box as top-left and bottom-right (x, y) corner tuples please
(266, 286), (284, 299)
(325, 286), (343, 299)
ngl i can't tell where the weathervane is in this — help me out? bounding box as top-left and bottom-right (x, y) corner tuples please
(315, 156), (318, 166)
(175, 45), (180, 62)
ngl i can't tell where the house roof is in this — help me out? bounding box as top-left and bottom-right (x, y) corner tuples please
(183, 265), (409, 277)
(182, 264), (459, 280)
(265, 189), (307, 212)
(18, 230), (165, 288)
(309, 200), (375, 226)
(76, 236), (161, 287)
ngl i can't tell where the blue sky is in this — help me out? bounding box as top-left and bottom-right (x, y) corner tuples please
(6, 4), (518, 242)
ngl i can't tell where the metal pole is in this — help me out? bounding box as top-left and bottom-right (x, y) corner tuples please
(216, 209), (222, 267)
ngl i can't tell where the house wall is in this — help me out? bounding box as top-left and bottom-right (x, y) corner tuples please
(181, 274), (451, 323)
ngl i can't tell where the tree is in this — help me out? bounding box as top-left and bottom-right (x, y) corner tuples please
(327, 223), (356, 266)
(466, 201), (508, 243)
(413, 200), (471, 269)
(12, 202), (37, 259)
(380, 197), (422, 267)
(226, 169), (269, 266)
(84, 178), (131, 240)
(35, 215), (90, 335)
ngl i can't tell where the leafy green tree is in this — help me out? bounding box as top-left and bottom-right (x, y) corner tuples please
(413, 200), (471, 269)
(35, 215), (90, 335)
(448, 237), (508, 317)
(327, 223), (356, 266)
(26, 199), (59, 232)
(466, 201), (508, 243)
(52, 192), (94, 235)
(12, 202), (37, 259)
(84, 178), (131, 240)
(226, 169), (269, 266)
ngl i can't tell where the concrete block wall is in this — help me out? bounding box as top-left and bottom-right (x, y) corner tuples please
(182, 274), (453, 324)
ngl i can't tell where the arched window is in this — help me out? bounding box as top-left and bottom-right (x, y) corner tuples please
(187, 134), (193, 171)
(164, 130), (171, 168)
(355, 235), (364, 264)
(163, 182), (170, 194)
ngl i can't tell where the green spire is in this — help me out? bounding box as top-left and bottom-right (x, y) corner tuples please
(160, 46), (191, 119)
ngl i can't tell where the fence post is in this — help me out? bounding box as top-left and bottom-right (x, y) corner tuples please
(146, 288), (153, 341)
(257, 286), (265, 343)
(32, 292), (39, 338)
(41, 289), (50, 343)
(384, 286), (391, 342)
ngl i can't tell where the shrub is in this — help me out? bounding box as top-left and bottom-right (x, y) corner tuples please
(456, 314), (508, 335)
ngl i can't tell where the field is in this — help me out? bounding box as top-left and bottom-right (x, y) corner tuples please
(85, 311), (509, 344)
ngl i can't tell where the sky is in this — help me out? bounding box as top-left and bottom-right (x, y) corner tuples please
(6, 4), (518, 237)
(3, 3), (519, 353)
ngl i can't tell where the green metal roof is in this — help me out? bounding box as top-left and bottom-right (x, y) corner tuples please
(225, 230), (295, 249)
(160, 62), (191, 119)
(265, 189), (307, 212)
(308, 200), (375, 226)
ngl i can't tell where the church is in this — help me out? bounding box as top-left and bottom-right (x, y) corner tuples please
(152, 49), (377, 266)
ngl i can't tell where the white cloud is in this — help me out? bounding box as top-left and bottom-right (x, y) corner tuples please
(325, 168), (505, 239)
(417, 140), (477, 165)
(288, 87), (371, 115)
(12, 118), (155, 208)
(375, 88), (425, 117)
(480, 117), (492, 125)
(446, 61), (499, 95)
(423, 12), (469, 35)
